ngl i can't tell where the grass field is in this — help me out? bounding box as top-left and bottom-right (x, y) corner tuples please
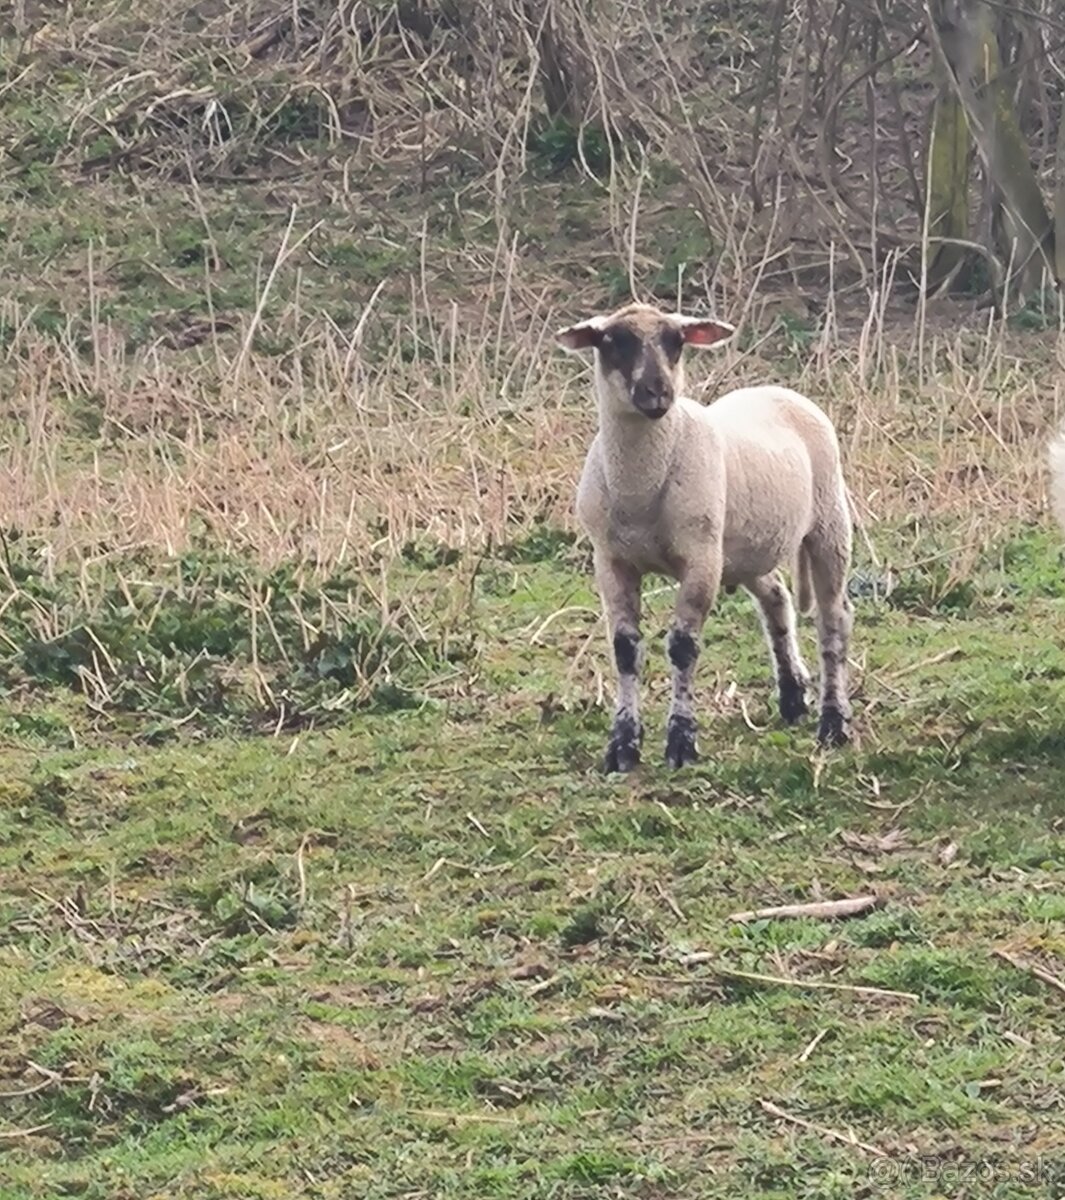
(5, 2), (1065, 1197)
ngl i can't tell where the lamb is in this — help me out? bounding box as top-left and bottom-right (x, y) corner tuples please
(1049, 429), (1065, 535)
(557, 302), (855, 772)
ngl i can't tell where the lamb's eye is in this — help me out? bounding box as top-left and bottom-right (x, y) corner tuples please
(662, 329), (683, 357)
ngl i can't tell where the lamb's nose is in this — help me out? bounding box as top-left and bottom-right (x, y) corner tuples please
(634, 383), (673, 415)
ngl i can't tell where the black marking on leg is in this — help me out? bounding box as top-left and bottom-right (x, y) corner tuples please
(665, 713), (698, 769)
(817, 705), (850, 748)
(613, 630), (640, 676)
(667, 629), (699, 672)
(778, 672), (809, 724)
(604, 713), (642, 774)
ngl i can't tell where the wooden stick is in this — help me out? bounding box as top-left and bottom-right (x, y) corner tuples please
(422, 856), (446, 882)
(884, 645), (963, 679)
(0, 1078), (53, 1100)
(465, 812), (491, 839)
(992, 948), (1065, 998)
(680, 960), (918, 1002)
(728, 895), (883, 923)
(797, 1028), (829, 1063)
(738, 696), (768, 732)
(295, 834), (310, 908)
(759, 1099), (887, 1157)
(0, 1121), (53, 1140)
(406, 1108), (519, 1125)
(655, 881), (686, 921)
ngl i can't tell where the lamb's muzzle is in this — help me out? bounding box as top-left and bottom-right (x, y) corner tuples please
(558, 301), (856, 772)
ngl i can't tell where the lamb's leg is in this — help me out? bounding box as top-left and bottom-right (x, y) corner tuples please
(806, 532), (853, 748)
(596, 553), (643, 773)
(665, 562), (720, 769)
(746, 572), (811, 724)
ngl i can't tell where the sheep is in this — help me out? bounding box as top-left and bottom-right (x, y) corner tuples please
(557, 301), (855, 772)
(1049, 429), (1065, 535)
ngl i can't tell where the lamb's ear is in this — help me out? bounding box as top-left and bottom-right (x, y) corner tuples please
(556, 317), (606, 353)
(674, 316), (735, 348)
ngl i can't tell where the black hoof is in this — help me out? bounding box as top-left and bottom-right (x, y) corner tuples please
(816, 706), (850, 748)
(604, 738), (641, 773)
(604, 716), (642, 774)
(778, 675), (809, 725)
(665, 715), (698, 769)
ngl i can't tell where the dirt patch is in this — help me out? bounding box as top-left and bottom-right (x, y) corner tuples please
(300, 1019), (381, 1069)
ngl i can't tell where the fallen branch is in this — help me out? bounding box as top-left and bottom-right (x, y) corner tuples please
(655, 881), (686, 921)
(885, 645), (963, 679)
(758, 1099), (887, 1157)
(465, 812), (491, 839)
(406, 1108), (520, 1125)
(0, 1076), (55, 1100)
(0, 1121), (53, 1140)
(797, 1028), (829, 1063)
(680, 960), (918, 1003)
(728, 895), (883, 923)
(992, 948), (1065, 998)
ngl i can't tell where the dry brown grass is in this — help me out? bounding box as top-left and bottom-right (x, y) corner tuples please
(4, 0), (1065, 675)
(7, 0), (996, 303)
(1, 285), (1061, 588)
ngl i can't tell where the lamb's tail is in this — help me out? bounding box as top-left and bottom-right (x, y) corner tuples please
(1050, 427), (1065, 535)
(794, 542), (815, 616)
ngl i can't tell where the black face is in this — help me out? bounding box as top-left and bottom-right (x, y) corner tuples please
(597, 321), (681, 419)
(660, 326), (683, 362)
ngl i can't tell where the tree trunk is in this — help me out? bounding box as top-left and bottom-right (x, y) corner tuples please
(924, 86), (971, 288)
(524, 1), (580, 124)
(926, 0), (1056, 295)
(1055, 87), (1065, 285)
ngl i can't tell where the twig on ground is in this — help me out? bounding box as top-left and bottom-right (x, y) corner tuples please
(655, 881), (686, 921)
(797, 1028), (829, 1063)
(679, 960), (918, 1003)
(728, 895), (883, 923)
(465, 813), (491, 839)
(992, 948), (1065, 997)
(884, 645), (964, 679)
(407, 1108), (520, 1125)
(758, 1098), (887, 1156)
(0, 1120), (53, 1140)
(422, 856), (446, 882)
(738, 697), (768, 732)
(296, 834), (310, 908)
(0, 1078), (54, 1100)
(0, 1061), (69, 1101)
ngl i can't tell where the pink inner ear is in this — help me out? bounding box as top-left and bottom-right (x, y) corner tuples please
(681, 321), (734, 347)
(557, 323), (602, 351)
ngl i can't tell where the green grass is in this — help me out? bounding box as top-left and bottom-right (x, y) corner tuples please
(3, 542), (1065, 1199)
(4, 1), (1065, 1193)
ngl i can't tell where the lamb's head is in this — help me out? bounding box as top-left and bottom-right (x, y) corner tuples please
(556, 303), (734, 420)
